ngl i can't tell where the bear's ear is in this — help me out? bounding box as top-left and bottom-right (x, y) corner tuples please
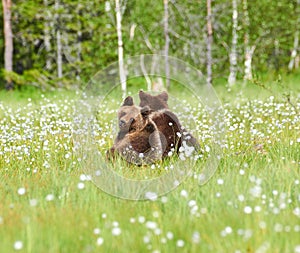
(141, 106), (151, 118)
(139, 90), (149, 101)
(158, 91), (168, 102)
(122, 96), (134, 106)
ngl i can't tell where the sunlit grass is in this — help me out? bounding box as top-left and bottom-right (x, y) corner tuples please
(0, 83), (299, 253)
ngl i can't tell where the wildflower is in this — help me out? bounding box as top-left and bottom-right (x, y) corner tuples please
(14, 241), (23, 251)
(96, 237), (104, 246)
(244, 206), (252, 214)
(94, 228), (101, 235)
(77, 182), (85, 190)
(112, 227), (121, 236)
(17, 187), (26, 195)
(176, 239), (185, 247)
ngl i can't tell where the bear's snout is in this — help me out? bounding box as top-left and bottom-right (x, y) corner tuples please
(119, 118), (135, 130)
(119, 120), (126, 128)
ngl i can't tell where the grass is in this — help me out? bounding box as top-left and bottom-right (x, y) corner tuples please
(0, 79), (299, 253)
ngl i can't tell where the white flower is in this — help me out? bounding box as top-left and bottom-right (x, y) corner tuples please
(112, 227), (121, 236)
(94, 228), (101, 235)
(14, 241), (23, 251)
(176, 239), (185, 247)
(205, 145), (210, 152)
(96, 237), (104, 246)
(77, 182), (85, 190)
(45, 194), (54, 201)
(138, 216), (145, 223)
(254, 206), (262, 212)
(29, 199), (38, 207)
(146, 221), (157, 230)
(192, 231), (201, 244)
(225, 226), (232, 234)
(249, 185), (262, 198)
(17, 187), (26, 195)
(166, 231), (174, 240)
(161, 196), (168, 203)
(293, 207), (300, 217)
(188, 199), (197, 207)
(295, 245), (300, 253)
(217, 179), (224, 185)
(143, 235), (150, 244)
(244, 206), (252, 214)
(180, 189), (188, 198)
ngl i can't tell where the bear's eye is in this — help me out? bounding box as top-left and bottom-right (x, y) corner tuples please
(119, 112), (126, 118)
(129, 126), (136, 132)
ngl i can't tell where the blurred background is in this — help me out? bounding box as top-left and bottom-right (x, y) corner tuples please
(1, 0), (300, 91)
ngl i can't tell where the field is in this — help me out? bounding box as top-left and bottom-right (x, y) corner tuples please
(0, 80), (299, 253)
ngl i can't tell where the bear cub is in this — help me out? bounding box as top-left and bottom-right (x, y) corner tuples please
(139, 90), (200, 157)
(107, 96), (163, 164)
(108, 91), (200, 164)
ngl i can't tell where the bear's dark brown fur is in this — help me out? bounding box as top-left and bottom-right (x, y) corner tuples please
(139, 90), (169, 110)
(108, 92), (200, 164)
(107, 97), (163, 164)
(149, 109), (199, 157)
(139, 91), (200, 156)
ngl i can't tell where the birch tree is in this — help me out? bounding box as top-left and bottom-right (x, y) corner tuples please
(164, 0), (170, 89)
(228, 0), (238, 86)
(2, 0), (13, 90)
(43, 0), (52, 71)
(288, 0), (300, 71)
(206, 0), (213, 85)
(55, 0), (63, 85)
(115, 0), (126, 96)
(242, 0), (253, 81)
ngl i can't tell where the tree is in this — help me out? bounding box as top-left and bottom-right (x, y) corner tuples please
(43, 0), (52, 71)
(2, 0), (13, 90)
(55, 0), (63, 86)
(164, 0), (170, 89)
(228, 0), (238, 86)
(206, 0), (213, 85)
(115, 0), (126, 96)
(242, 0), (253, 81)
(288, 0), (300, 71)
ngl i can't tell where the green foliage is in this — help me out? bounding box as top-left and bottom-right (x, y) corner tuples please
(0, 0), (300, 89)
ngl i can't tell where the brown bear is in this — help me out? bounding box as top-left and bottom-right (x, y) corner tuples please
(139, 91), (200, 157)
(107, 97), (163, 165)
(139, 90), (169, 110)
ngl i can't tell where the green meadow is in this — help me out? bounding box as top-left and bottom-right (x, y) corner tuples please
(0, 78), (299, 253)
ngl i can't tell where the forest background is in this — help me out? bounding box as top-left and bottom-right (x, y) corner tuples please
(1, 0), (300, 91)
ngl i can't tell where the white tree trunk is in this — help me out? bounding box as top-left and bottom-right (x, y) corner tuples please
(140, 55), (152, 91)
(164, 0), (170, 89)
(76, 7), (82, 81)
(244, 45), (255, 80)
(43, 0), (52, 70)
(288, 31), (299, 71)
(228, 0), (238, 86)
(206, 0), (213, 86)
(55, 0), (63, 84)
(115, 0), (126, 96)
(288, 0), (300, 71)
(242, 0), (252, 81)
(2, 0), (13, 90)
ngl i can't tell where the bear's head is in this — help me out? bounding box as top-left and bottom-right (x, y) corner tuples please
(118, 96), (152, 133)
(139, 90), (169, 111)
